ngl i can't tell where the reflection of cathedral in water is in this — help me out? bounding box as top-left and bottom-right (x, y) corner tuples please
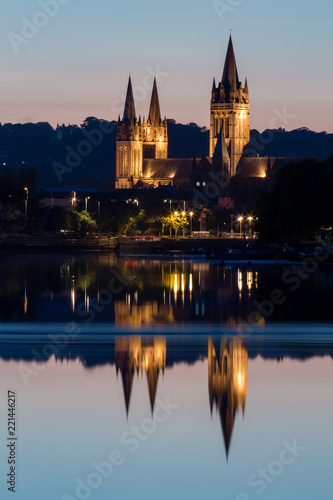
(208, 337), (248, 457)
(115, 336), (166, 415)
(115, 302), (174, 327)
(113, 262), (263, 326)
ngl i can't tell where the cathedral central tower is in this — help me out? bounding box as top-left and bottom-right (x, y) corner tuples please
(210, 35), (250, 176)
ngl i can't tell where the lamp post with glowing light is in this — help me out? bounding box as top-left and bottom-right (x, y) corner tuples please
(85, 196), (90, 212)
(247, 216), (254, 236)
(24, 187), (28, 234)
(174, 212), (178, 238)
(182, 211), (186, 238)
(72, 192), (77, 210)
(164, 199), (172, 236)
(237, 216), (243, 238)
(97, 201), (101, 230)
(189, 212), (193, 237)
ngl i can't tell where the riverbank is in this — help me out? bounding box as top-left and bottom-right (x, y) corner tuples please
(0, 235), (329, 261)
(0, 236), (117, 252)
(116, 237), (302, 261)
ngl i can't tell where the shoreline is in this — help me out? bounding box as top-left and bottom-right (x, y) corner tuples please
(0, 236), (330, 263)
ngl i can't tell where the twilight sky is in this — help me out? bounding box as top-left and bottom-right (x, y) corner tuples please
(0, 0), (332, 132)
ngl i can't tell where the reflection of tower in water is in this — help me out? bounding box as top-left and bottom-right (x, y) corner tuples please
(208, 337), (248, 458)
(115, 336), (166, 416)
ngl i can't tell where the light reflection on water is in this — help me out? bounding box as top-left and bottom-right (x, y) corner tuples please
(0, 335), (332, 499)
(1, 254), (333, 323)
(1, 255), (333, 497)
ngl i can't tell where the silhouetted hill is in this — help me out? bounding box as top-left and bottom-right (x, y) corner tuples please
(0, 120), (332, 190)
(248, 127), (333, 159)
(167, 120), (209, 158)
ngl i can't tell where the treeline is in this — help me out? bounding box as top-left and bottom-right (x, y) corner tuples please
(256, 156), (333, 243)
(0, 119), (332, 190)
(0, 167), (37, 234)
(248, 127), (333, 159)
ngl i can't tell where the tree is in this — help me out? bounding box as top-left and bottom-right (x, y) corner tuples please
(255, 157), (333, 243)
(161, 212), (188, 237)
(68, 211), (97, 237)
(45, 206), (70, 233)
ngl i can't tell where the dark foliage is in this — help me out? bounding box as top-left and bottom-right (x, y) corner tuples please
(0, 120), (332, 194)
(255, 156), (333, 243)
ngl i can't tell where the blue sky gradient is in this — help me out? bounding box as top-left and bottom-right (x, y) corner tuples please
(1, 0), (332, 131)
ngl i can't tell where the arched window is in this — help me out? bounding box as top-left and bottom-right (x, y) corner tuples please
(119, 147), (124, 177)
(124, 147), (128, 175)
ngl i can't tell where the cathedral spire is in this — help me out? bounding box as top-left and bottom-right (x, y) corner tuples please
(148, 77), (162, 126)
(123, 76), (136, 122)
(212, 77), (216, 92)
(146, 366), (160, 415)
(231, 77), (237, 93)
(222, 35), (240, 89)
(121, 367), (134, 417)
(244, 77), (249, 94)
(213, 129), (230, 161)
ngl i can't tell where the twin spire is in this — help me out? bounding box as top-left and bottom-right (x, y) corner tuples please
(148, 78), (162, 126)
(122, 76), (162, 125)
(123, 76), (136, 122)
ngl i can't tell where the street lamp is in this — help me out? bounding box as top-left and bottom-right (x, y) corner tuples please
(247, 216), (254, 236)
(164, 199), (172, 236)
(237, 216), (243, 238)
(72, 192), (77, 210)
(189, 212), (193, 237)
(174, 212), (178, 238)
(24, 187), (28, 234)
(97, 201), (101, 226)
(85, 196), (90, 212)
(182, 211), (186, 237)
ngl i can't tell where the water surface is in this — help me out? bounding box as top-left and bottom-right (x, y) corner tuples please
(0, 335), (332, 499)
(1, 253), (333, 324)
(1, 254), (332, 499)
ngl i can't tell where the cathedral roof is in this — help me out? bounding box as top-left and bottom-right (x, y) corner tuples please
(213, 130), (230, 161)
(148, 77), (162, 126)
(236, 157), (269, 177)
(235, 156), (309, 178)
(143, 159), (194, 179)
(123, 76), (136, 122)
(222, 35), (240, 90)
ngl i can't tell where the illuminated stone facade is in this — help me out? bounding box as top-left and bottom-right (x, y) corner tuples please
(209, 36), (250, 177)
(115, 35), (250, 190)
(115, 77), (168, 189)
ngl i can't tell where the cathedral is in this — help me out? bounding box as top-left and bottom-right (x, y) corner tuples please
(208, 336), (248, 457)
(115, 36), (287, 205)
(115, 35), (252, 190)
(115, 336), (166, 415)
